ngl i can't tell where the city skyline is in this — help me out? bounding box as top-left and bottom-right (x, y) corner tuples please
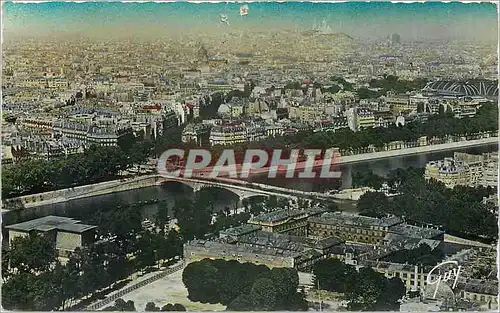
(3, 1), (499, 41)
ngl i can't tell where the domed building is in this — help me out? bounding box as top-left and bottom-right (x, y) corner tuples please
(423, 80), (498, 99)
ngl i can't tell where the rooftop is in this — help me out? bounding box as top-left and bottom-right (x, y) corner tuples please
(5, 215), (97, 234)
(309, 212), (403, 229)
(249, 207), (327, 225)
(236, 230), (343, 252)
(186, 239), (300, 258)
(219, 224), (262, 238)
(457, 279), (498, 296)
(389, 223), (444, 239)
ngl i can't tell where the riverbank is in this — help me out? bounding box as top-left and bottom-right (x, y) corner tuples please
(2, 175), (162, 211)
(336, 136), (498, 165)
(2, 137), (497, 211)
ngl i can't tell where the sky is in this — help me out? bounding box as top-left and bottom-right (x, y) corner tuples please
(2, 1), (499, 41)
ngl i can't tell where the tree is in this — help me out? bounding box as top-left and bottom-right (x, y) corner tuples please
(161, 303), (186, 311)
(174, 197), (211, 241)
(248, 278), (278, 310)
(417, 102), (424, 113)
(161, 304), (174, 311)
(383, 243), (444, 266)
(110, 299), (136, 311)
(8, 233), (57, 274)
(266, 195), (278, 209)
(145, 302), (160, 311)
(357, 192), (390, 218)
(51, 260), (80, 310)
(351, 171), (384, 189)
(172, 303), (186, 311)
(376, 277), (406, 311)
(345, 267), (384, 311)
(269, 267), (307, 310)
(135, 231), (158, 269)
(182, 259), (306, 311)
(269, 268), (299, 302)
(438, 104), (445, 115)
(227, 293), (255, 311)
(2, 272), (35, 310)
(313, 258), (356, 293)
(182, 260), (221, 304)
(156, 230), (183, 261)
(325, 201), (339, 212)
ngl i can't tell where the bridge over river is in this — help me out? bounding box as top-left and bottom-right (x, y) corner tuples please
(159, 176), (342, 202)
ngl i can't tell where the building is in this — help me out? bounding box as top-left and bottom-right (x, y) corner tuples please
(181, 123), (212, 146)
(424, 158), (474, 188)
(356, 109), (375, 130)
(246, 124), (267, 142)
(386, 95), (414, 112)
(313, 117), (348, 132)
(423, 80), (499, 100)
(218, 101), (244, 118)
(52, 121), (133, 147)
(457, 279), (498, 310)
(186, 223), (344, 270)
(184, 239), (297, 268)
(373, 111), (394, 128)
(425, 153), (496, 188)
(479, 153), (498, 188)
(289, 105), (323, 124)
(308, 212), (403, 245)
(359, 254), (498, 309)
(5, 216), (96, 258)
(247, 207), (327, 236)
(209, 122), (246, 146)
(163, 109), (180, 131)
(346, 108), (375, 131)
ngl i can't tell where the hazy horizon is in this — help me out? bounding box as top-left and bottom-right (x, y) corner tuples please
(3, 2), (499, 42)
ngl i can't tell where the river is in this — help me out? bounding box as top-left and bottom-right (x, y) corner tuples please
(3, 143), (497, 226)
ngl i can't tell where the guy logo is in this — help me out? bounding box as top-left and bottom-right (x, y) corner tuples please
(426, 260), (462, 299)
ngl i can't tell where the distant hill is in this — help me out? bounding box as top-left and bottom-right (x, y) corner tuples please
(301, 30), (354, 41)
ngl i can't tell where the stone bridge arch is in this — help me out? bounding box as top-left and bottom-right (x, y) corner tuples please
(192, 183), (270, 201)
(159, 177), (299, 202)
(160, 178), (258, 201)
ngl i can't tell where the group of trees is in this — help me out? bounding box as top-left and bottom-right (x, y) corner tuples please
(102, 299), (137, 311)
(171, 190), (280, 241)
(313, 259), (406, 311)
(182, 259), (308, 311)
(2, 136), (153, 199)
(382, 243), (445, 266)
(370, 75), (428, 94)
(145, 302), (186, 312)
(356, 168), (498, 242)
(2, 233), (134, 311)
(2, 201), (184, 311)
(87, 203), (183, 269)
(357, 75), (428, 99)
(351, 171), (386, 189)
